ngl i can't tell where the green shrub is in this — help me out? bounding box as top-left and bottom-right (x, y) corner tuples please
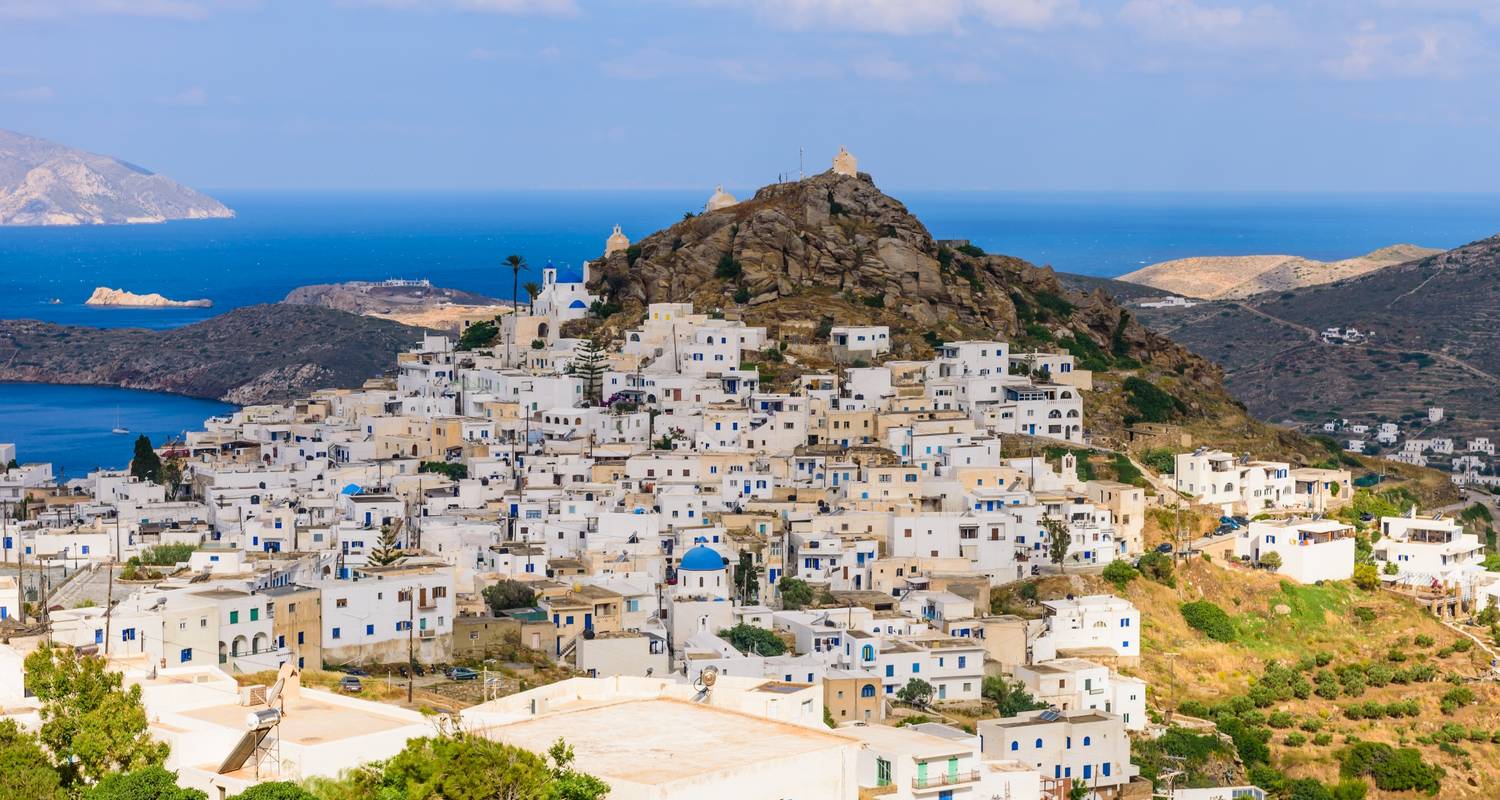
(138, 543), (196, 566)
(1142, 448), (1176, 474)
(1102, 560), (1138, 590)
(1285, 732), (1308, 747)
(1137, 551), (1175, 587)
(1337, 741), (1443, 794)
(1314, 733), (1334, 746)
(1181, 600), (1236, 642)
(1123, 377), (1186, 424)
(1414, 634), (1434, 647)
(715, 253), (743, 280)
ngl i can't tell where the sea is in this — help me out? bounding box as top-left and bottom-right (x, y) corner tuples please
(4, 189), (1500, 477)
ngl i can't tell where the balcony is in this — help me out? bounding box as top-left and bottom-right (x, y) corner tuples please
(913, 770), (979, 790)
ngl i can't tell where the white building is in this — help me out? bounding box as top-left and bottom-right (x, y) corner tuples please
(1236, 519), (1356, 583)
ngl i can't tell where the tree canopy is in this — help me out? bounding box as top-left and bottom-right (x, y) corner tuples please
(24, 645), (169, 786)
(719, 623), (787, 657)
(129, 435), (162, 484)
(482, 579), (537, 614)
(778, 577), (814, 610)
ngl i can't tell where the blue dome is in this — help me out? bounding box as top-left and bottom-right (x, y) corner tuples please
(569, 299), (588, 309)
(339, 483), (363, 495)
(679, 545), (725, 571)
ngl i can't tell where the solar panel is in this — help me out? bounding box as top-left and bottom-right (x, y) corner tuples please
(217, 726), (272, 774)
(1038, 708), (1062, 722)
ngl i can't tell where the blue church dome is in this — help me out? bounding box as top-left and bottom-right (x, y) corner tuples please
(568, 299), (588, 309)
(679, 545), (725, 571)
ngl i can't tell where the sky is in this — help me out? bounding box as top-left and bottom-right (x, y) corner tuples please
(1, 0), (1498, 192)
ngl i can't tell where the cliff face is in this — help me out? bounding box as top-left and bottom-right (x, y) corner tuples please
(0, 305), (426, 405)
(588, 170), (1247, 443)
(0, 129), (233, 226)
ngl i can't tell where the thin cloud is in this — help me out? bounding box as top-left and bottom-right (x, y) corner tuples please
(1119, 0), (1287, 46)
(852, 55), (913, 80)
(345, 0), (579, 15)
(688, 0), (1092, 35)
(1325, 20), (1473, 80)
(158, 86), (209, 106)
(2, 85), (55, 102)
(0, 0), (258, 20)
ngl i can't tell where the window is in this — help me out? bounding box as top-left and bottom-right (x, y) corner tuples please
(1010, 741), (1019, 752)
(332, 627), (341, 640)
(861, 684), (876, 698)
(876, 758), (892, 787)
(1083, 736), (1091, 746)
(366, 624), (375, 635)
(250, 608), (259, 622)
(336, 598), (348, 608)
(180, 648), (192, 663)
(229, 611), (239, 624)
(1035, 738), (1043, 749)
(297, 631), (304, 645)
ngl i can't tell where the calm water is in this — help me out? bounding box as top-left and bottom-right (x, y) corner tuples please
(4, 191), (1500, 329)
(0, 383), (235, 480)
(3, 190), (1500, 471)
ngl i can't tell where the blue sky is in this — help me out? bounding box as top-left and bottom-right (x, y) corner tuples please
(1, 0), (1497, 191)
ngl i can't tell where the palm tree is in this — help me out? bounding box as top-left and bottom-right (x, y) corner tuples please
(504, 254), (526, 365)
(523, 281), (541, 315)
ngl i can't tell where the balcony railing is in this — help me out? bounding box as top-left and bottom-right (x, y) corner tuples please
(913, 770), (979, 789)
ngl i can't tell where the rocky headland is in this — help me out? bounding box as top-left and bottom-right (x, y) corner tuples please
(0, 129), (233, 226)
(0, 305), (428, 405)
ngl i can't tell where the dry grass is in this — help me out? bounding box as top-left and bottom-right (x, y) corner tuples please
(1092, 558), (1500, 798)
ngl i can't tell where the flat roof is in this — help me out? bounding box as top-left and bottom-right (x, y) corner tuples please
(484, 698), (852, 786)
(181, 694), (417, 748)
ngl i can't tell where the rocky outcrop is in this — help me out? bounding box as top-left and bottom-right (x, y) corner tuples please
(85, 287), (212, 308)
(282, 281), (499, 315)
(0, 129), (233, 226)
(0, 305), (427, 404)
(587, 170), (1241, 437)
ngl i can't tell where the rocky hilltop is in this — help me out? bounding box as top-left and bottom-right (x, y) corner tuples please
(283, 280), (510, 332)
(1129, 233), (1500, 439)
(0, 129), (233, 226)
(586, 168), (1314, 454)
(85, 287), (212, 308)
(0, 305), (427, 405)
(1118, 244), (1439, 300)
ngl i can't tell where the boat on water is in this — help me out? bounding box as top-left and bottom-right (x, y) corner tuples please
(111, 407), (129, 435)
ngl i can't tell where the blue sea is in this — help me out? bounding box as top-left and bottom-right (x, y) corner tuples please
(3, 189), (1500, 472)
(0, 383), (235, 480)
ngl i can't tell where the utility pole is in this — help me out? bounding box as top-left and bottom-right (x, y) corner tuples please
(407, 588), (415, 704)
(15, 512), (25, 626)
(104, 557), (114, 655)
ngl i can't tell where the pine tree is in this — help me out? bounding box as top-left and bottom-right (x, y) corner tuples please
(129, 435), (162, 484)
(367, 522), (404, 566)
(570, 335), (608, 406)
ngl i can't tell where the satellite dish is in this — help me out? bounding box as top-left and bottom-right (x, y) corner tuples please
(265, 676), (286, 708)
(701, 665), (719, 688)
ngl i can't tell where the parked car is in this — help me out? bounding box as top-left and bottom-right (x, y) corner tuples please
(448, 667), (479, 681)
(1155, 542), (1174, 554)
(339, 675), (363, 693)
(413, 663), (426, 677)
(344, 666), (370, 677)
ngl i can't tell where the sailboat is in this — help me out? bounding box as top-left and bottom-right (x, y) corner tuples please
(111, 407), (129, 435)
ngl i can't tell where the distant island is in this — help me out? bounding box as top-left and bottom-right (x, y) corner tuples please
(0, 128), (233, 226)
(1117, 244), (1441, 300)
(86, 286), (213, 308)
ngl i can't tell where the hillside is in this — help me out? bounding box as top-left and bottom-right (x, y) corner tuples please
(583, 169), (1328, 459)
(1011, 554), (1497, 799)
(1132, 234), (1500, 440)
(1118, 245), (1439, 300)
(0, 129), (233, 226)
(0, 305), (427, 404)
